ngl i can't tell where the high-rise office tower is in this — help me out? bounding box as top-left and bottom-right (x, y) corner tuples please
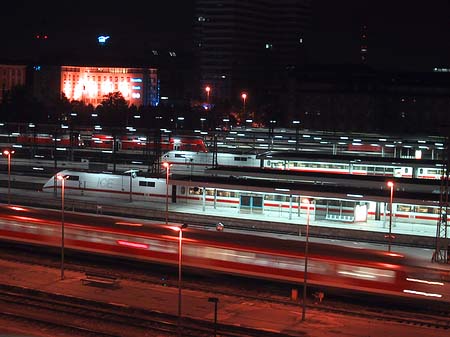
(360, 24), (368, 64)
(194, 0), (311, 105)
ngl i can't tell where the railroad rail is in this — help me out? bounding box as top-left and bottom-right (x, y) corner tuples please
(0, 283), (304, 337)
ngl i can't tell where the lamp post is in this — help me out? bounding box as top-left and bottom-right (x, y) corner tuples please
(171, 223), (188, 337)
(163, 162), (171, 224)
(200, 117), (206, 130)
(125, 169), (138, 202)
(208, 297), (219, 337)
(3, 149), (14, 205)
(387, 181), (394, 252)
(301, 198), (311, 321)
(57, 174), (69, 280)
(241, 92), (247, 120)
(292, 120), (300, 151)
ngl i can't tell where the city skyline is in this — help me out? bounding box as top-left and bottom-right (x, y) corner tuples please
(1, 0), (449, 72)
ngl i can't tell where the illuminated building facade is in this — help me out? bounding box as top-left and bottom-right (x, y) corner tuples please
(61, 66), (159, 107)
(0, 64), (27, 103)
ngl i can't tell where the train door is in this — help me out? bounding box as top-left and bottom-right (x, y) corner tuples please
(171, 184), (177, 203)
(240, 194), (263, 214)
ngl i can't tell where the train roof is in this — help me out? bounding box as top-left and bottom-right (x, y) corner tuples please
(58, 168), (163, 179)
(257, 150), (444, 167)
(171, 171), (440, 205)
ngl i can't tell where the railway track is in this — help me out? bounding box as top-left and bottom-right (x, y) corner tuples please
(0, 283), (306, 337)
(0, 243), (449, 336)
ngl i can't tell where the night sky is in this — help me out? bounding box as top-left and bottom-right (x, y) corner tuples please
(1, 0), (449, 72)
(310, 0), (450, 71)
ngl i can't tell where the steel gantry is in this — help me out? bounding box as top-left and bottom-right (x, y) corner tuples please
(433, 137), (449, 264)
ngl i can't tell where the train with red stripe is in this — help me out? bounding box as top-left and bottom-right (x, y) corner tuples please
(162, 150), (444, 179)
(16, 133), (84, 147)
(7, 133), (208, 153)
(42, 170), (441, 228)
(0, 204), (447, 300)
(86, 134), (208, 152)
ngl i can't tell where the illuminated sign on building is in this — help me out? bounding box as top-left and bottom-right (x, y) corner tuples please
(97, 35), (110, 45)
(60, 66), (158, 107)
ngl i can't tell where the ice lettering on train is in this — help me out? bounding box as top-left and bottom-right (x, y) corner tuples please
(97, 178), (114, 189)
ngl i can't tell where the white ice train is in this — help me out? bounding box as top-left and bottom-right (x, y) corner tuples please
(162, 150), (445, 179)
(42, 170), (441, 228)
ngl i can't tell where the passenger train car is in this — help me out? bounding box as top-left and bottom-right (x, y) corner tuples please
(42, 170), (442, 228)
(16, 133), (84, 147)
(3, 132), (208, 153)
(0, 204), (446, 300)
(162, 150), (445, 180)
(86, 134), (208, 152)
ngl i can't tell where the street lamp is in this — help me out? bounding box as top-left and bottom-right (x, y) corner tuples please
(301, 198), (311, 321)
(163, 162), (171, 224)
(205, 86), (211, 106)
(57, 174), (69, 280)
(2, 149), (14, 205)
(170, 223), (188, 337)
(387, 181), (394, 252)
(241, 92), (247, 120)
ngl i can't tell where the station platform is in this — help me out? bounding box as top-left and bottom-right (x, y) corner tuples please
(0, 257), (448, 337)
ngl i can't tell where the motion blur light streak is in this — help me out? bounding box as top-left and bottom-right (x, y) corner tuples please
(10, 206), (27, 211)
(116, 240), (149, 249)
(406, 278), (444, 286)
(337, 271), (377, 279)
(12, 216), (43, 222)
(115, 222), (143, 227)
(403, 290), (443, 298)
(386, 252), (404, 258)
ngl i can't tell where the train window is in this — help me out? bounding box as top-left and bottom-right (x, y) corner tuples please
(216, 190), (237, 198)
(414, 206), (438, 214)
(327, 200), (341, 207)
(139, 181), (156, 187)
(397, 204), (412, 212)
(189, 187), (202, 195)
(67, 175), (80, 181)
(264, 194), (289, 202)
(234, 157), (247, 162)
